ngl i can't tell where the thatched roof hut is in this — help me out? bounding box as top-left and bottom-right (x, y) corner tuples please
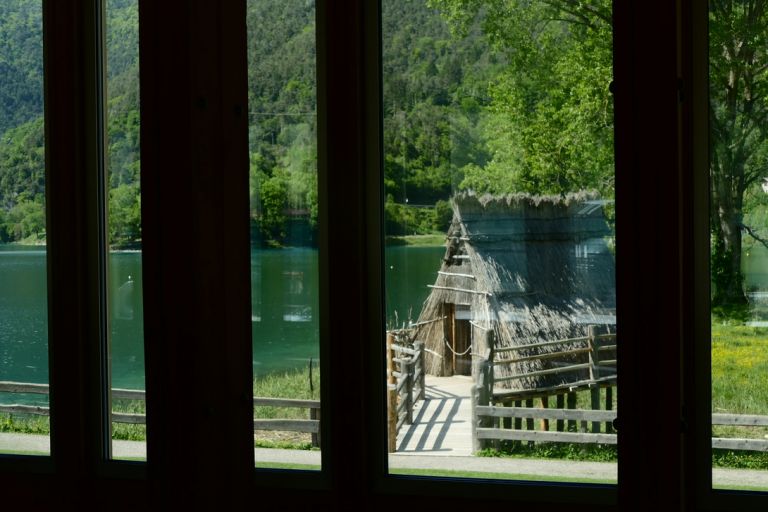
(410, 191), (616, 395)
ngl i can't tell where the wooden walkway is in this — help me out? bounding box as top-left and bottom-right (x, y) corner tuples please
(395, 375), (474, 456)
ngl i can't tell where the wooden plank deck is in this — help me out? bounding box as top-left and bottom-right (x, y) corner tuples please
(395, 375), (474, 456)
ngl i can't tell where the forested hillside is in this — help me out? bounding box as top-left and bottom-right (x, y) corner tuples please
(0, 0), (619, 249)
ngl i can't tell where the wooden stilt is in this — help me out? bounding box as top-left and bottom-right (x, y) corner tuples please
(591, 387), (601, 433)
(567, 392), (577, 431)
(606, 386), (614, 433)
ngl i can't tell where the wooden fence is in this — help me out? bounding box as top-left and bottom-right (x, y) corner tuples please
(252, 397), (321, 448)
(486, 325), (617, 401)
(472, 389), (768, 453)
(0, 381), (321, 448)
(386, 332), (426, 452)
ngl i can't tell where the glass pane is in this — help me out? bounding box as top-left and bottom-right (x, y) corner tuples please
(247, 0), (320, 470)
(709, 2), (768, 491)
(0, 0), (50, 456)
(106, 0), (145, 461)
(383, 0), (617, 483)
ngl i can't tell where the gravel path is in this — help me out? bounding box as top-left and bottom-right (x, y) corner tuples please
(2, 433), (766, 489)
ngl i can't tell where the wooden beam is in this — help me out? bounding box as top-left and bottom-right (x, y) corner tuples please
(0, 381), (50, 394)
(427, 284), (491, 296)
(493, 363), (591, 382)
(253, 397), (320, 409)
(476, 406), (616, 422)
(712, 413), (768, 426)
(712, 438), (768, 452)
(253, 419), (320, 434)
(494, 347), (591, 365)
(438, 271), (476, 280)
(477, 428), (617, 444)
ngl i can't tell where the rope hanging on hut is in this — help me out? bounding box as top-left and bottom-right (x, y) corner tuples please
(444, 338), (472, 356)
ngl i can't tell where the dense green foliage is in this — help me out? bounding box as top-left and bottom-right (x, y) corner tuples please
(2, 0), (763, 311)
(0, 0), (142, 246)
(430, 0), (613, 197)
(0, 0), (615, 247)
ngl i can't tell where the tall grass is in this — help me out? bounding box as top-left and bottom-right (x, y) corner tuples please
(253, 366), (319, 421)
(711, 323), (768, 469)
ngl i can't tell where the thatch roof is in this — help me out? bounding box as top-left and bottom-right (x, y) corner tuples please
(411, 191), (616, 394)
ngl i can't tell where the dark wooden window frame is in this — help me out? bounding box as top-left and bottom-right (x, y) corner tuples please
(0, 0), (763, 510)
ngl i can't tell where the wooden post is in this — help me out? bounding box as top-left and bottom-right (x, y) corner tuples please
(525, 398), (534, 431)
(591, 387), (601, 433)
(386, 332), (396, 386)
(388, 384), (397, 452)
(310, 407), (321, 448)
(606, 386), (614, 433)
(404, 359), (413, 425)
(386, 333), (397, 451)
(541, 396), (549, 431)
(567, 392), (577, 431)
(487, 329), (495, 393)
(473, 362), (492, 452)
(588, 325), (600, 382)
(587, 327), (601, 434)
(415, 340), (426, 401)
(502, 399), (511, 430)
(514, 400), (522, 431)
(556, 394), (565, 432)
(446, 303), (456, 375)
(471, 382), (481, 452)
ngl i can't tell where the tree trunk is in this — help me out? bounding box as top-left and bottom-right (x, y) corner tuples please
(711, 212), (747, 308)
(711, 155), (748, 308)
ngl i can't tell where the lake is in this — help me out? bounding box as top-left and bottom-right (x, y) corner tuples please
(0, 244), (445, 395)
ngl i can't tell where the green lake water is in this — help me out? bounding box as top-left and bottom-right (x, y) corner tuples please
(0, 244), (445, 396)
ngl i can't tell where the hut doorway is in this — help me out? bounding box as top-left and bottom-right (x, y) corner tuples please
(444, 303), (472, 376)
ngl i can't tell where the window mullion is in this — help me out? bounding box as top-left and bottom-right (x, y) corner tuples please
(43, 0), (111, 482)
(139, 0), (253, 506)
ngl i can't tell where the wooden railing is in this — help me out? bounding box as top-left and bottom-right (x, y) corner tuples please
(712, 414), (768, 452)
(474, 406), (768, 452)
(486, 325), (617, 399)
(253, 397), (321, 448)
(472, 388), (768, 453)
(0, 381), (322, 448)
(473, 404), (617, 450)
(386, 333), (426, 452)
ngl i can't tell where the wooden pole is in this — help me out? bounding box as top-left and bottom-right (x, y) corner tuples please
(606, 386), (614, 433)
(386, 332), (396, 386)
(405, 359), (413, 425)
(588, 325), (600, 382)
(310, 407), (321, 448)
(386, 332), (397, 451)
(449, 304), (456, 375)
(556, 394), (565, 432)
(415, 340), (425, 401)
(541, 396), (549, 431)
(567, 392), (577, 431)
(388, 385), (397, 452)
(525, 398), (535, 431)
(487, 329), (495, 393)
(591, 387), (601, 433)
(471, 382), (481, 452)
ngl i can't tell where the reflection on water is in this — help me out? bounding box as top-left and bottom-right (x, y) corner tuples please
(1, 244), (446, 388)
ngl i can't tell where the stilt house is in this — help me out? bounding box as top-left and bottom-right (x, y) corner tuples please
(411, 192), (616, 397)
